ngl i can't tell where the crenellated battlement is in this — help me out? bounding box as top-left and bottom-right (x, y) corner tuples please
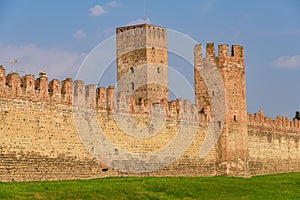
(116, 24), (167, 40)
(195, 43), (244, 66)
(116, 24), (167, 57)
(73, 79), (199, 122)
(0, 65), (200, 122)
(0, 66), (73, 105)
(248, 110), (300, 131)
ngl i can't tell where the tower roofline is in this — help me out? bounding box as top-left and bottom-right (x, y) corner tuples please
(116, 23), (166, 31)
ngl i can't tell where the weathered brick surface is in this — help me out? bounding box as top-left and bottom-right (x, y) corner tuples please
(248, 111), (300, 175)
(194, 43), (249, 176)
(116, 24), (168, 104)
(0, 95), (217, 181)
(0, 24), (299, 181)
(0, 68), (298, 181)
(0, 98), (115, 181)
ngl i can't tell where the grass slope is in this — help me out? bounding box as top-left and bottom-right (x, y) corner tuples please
(0, 173), (299, 199)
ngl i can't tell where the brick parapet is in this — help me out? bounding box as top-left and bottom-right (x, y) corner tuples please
(248, 110), (300, 132)
(0, 66), (73, 105)
(0, 66), (201, 123)
(194, 43), (244, 65)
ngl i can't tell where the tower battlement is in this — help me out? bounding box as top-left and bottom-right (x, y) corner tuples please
(195, 43), (244, 65)
(116, 24), (167, 55)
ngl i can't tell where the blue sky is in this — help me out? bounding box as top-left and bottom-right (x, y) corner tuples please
(0, 0), (300, 119)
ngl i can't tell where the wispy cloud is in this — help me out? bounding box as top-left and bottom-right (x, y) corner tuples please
(89, 2), (120, 17)
(0, 44), (85, 80)
(89, 5), (107, 16)
(272, 55), (300, 69)
(73, 29), (87, 39)
(108, 1), (121, 8)
(127, 18), (151, 26)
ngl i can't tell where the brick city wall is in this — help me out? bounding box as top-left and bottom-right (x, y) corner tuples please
(0, 39), (300, 181)
(0, 65), (219, 181)
(247, 110), (300, 175)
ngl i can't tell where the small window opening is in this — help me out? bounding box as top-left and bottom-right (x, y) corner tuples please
(157, 67), (160, 73)
(120, 29), (123, 38)
(133, 27), (136, 35)
(234, 115), (237, 122)
(138, 97), (142, 105)
(157, 28), (160, 38)
(130, 67), (134, 74)
(212, 91), (215, 96)
(218, 121), (222, 129)
(131, 82), (134, 91)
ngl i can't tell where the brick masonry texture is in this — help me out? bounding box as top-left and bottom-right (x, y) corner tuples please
(0, 24), (299, 181)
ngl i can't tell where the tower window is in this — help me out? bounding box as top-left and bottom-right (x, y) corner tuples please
(133, 27), (136, 35)
(234, 115), (237, 122)
(131, 82), (134, 91)
(120, 29), (123, 38)
(140, 26), (143, 34)
(130, 67), (134, 74)
(157, 67), (160, 73)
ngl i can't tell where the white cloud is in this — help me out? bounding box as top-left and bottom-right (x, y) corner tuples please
(108, 1), (121, 8)
(73, 29), (87, 39)
(272, 55), (300, 69)
(89, 5), (107, 16)
(127, 18), (151, 26)
(0, 44), (85, 80)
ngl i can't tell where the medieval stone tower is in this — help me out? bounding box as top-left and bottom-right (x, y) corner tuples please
(0, 23), (299, 182)
(194, 43), (249, 176)
(116, 24), (168, 104)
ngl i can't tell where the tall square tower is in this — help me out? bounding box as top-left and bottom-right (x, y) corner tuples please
(116, 24), (168, 104)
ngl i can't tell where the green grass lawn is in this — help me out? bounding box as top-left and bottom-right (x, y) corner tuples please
(0, 173), (299, 200)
